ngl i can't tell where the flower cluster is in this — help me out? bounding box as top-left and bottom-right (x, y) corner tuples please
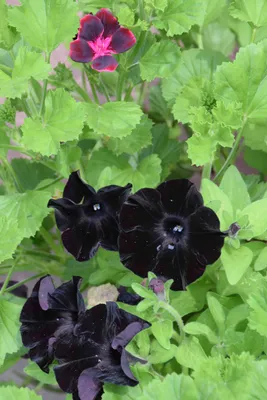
(49, 172), (226, 290)
(70, 9), (136, 72)
(20, 275), (150, 399)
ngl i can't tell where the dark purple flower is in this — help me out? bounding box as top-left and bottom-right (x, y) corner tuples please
(54, 302), (150, 400)
(48, 171), (132, 262)
(70, 8), (136, 72)
(20, 275), (85, 373)
(117, 286), (142, 306)
(119, 179), (226, 291)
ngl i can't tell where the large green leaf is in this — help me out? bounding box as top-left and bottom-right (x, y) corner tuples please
(0, 386), (42, 400)
(0, 217), (22, 263)
(221, 243), (253, 285)
(0, 0), (19, 50)
(230, 0), (267, 27)
(85, 102), (143, 138)
(0, 47), (51, 98)
(8, 0), (79, 53)
(22, 89), (86, 156)
(140, 41), (181, 82)
(0, 299), (21, 366)
(237, 198), (267, 239)
(24, 362), (57, 385)
(248, 285), (267, 338)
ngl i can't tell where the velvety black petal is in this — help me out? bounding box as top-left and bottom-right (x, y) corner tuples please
(48, 276), (85, 313)
(187, 206), (225, 267)
(0, 280), (27, 298)
(119, 188), (162, 232)
(62, 224), (100, 261)
(78, 368), (102, 400)
(79, 14), (104, 42)
(98, 184), (132, 215)
(48, 198), (79, 232)
(64, 171), (96, 204)
(109, 28), (136, 54)
(100, 216), (119, 251)
(120, 349), (138, 382)
(117, 287), (142, 305)
(119, 229), (161, 277)
(112, 321), (145, 350)
(156, 179), (203, 217)
(74, 304), (107, 345)
(95, 8), (120, 38)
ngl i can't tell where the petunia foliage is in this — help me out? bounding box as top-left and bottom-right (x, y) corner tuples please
(1, 0), (267, 399)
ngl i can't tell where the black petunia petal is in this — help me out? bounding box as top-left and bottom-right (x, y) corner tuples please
(119, 188), (162, 232)
(117, 287), (142, 305)
(187, 206), (225, 267)
(20, 276), (84, 372)
(0, 280), (28, 298)
(78, 368), (102, 400)
(63, 171), (96, 204)
(157, 179), (203, 217)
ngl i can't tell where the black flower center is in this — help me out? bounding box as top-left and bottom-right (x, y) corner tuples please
(156, 216), (187, 251)
(92, 203), (101, 211)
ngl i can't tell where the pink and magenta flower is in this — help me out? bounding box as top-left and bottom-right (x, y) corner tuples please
(70, 9), (136, 72)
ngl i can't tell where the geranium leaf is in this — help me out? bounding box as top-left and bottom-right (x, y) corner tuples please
(0, 47), (51, 98)
(153, 0), (203, 37)
(230, 0), (267, 27)
(8, 0), (79, 53)
(22, 89), (86, 156)
(0, 0), (19, 50)
(107, 115), (153, 155)
(221, 243), (253, 285)
(0, 386), (42, 400)
(85, 102), (143, 138)
(140, 41), (181, 82)
(24, 362), (57, 385)
(0, 217), (23, 264)
(0, 299), (21, 366)
(202, 22), (236, 56)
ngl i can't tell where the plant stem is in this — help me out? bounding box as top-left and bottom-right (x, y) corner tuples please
(39, 226), (64, 258)
(214, 125), (245, 182)
(116, 70), (127, 101)
(74, 81), (92, 103)
(89, 81), (99, 104)
(99, 75), (111, 102)
(124, 84), (133, 101)
(202, 162), (212, 181)
(159, 301), (185, 343)
(0, 259), (18, 295)
(37, 176), (63, 191)
(5, 273), (44, 293)
(20, 248), (64, 262)
(40, 53), (51, 116)
(250, 26), (257, 43)
(2, 158), (23, 193)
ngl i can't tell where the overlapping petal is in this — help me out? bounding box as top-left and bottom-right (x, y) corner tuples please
(69, 39), (94, 63)
(109, 27), (136, 54)
(79, 14), (104, 42)
(91, 55), (118, 72)
(96, 8), (120, 38)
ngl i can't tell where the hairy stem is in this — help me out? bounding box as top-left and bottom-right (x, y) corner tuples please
(37, 176), (63, 191)
(39, 226), (64, 258)
(99, 76), (111, 102)
(74, 81), (92, 103)
(202, 162), (212, 181)
(40, 53), (51, 116)
(90, 81), (100, 104)
(0, 259), (18, 295)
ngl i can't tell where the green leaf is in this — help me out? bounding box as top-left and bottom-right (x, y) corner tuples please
(132, 283), (157, 300)
(254, 247), (267, 271)
(201, 178), (234, 230)
(215, 41), (267, 121)
(11, 159), (56, 191)
(230, 0), (267, 27)
(184, 321), (218, 344)
(207, 292), (226, 337)
(0, 47), (51, 98)
(107, 115), (153, 155)
(22, 89), (86, 156)
(200, 0), (228, 26)
(0, 348), (26, 375)
(151, 320), (173, 350)
(220, 165), (250, 214)
(0, 299), (21, 366)
(0, 190), (51, 239)
(0, 386), (42, 400)
(55, 143), (82, 178)
(0, 0), (19, 50)
(244, 147), (267, 175)
(97, 154), (162, 192)
(24, 362), (57, 385)
(175, 337), (207, 370)
(248, 285), (267, 337)
(202, 22), (236, 56)
(243, 121), (267, 153)
(238, 198), (267, 239)
(8, 0), (79, 53)
(221, 243), (253, 285)
(153, 0), (203, 37)
(85, 102), (143, 138)
(0, 217), (22, 263)
(139, 373), (198, 400)
(145, 0), (168, 11)
(116, 5), (135, 27)
(148, 340), (177, 364)
(140, 41), (181, 82)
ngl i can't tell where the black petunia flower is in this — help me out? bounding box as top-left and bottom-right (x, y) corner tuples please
(119, 179), (226, 290)
(20, 275), (85, 372)
(54, 302), (150, 400)
(48, 171), (132, 261)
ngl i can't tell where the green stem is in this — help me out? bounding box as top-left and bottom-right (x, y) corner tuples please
(40, 53), (51, 116)
(39, 226), (64, 258)
(214, 125), (245, 182)
(202, 162), (212, 181)
(74, 81), (92, 103)
(19, 248), (64, 262)
(159, 301), (185, 343)
(37, 176), (63, 191)
(0, 259), (18, 295)
(90, 81), (99, 104)
(5, 273), (44, 293)
(99, 76), (111, 102)
(124, 84), (133, 101)
(250, 26), (257, 43)
(116, 70), (127, 101)
(2, 159), (23, 193)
